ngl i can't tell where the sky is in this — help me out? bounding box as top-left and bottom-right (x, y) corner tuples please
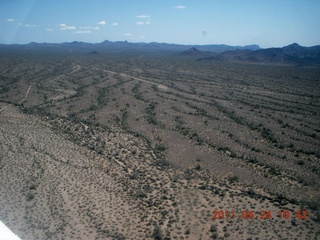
(0, 0), (319, 48)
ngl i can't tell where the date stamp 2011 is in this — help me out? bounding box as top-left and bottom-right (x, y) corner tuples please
(212, 209), (307, 220)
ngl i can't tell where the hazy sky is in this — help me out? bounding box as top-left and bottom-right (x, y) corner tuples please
(1, 0), (319, 48)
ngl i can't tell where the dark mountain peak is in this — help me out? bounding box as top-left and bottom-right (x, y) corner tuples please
(282, 43), (304, 51)
(186, 47), (201, 53)
(179, 47), (202, 55)
(69, 41), (84, 44)
(281, 43), (311, 58)
(99, 40), (111, 44)
(283, 43), (303, 49)
(190, 47), (199, 51)
(243, 44), (261, 51)
(288, 42), (301, 47)
(88, 51), (99, 55)
(177, 47), (215, 58)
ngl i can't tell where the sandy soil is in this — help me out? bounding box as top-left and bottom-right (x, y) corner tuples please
(1, 103), (319, 240)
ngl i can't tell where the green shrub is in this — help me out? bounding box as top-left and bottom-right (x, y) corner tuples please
(228, 175), (239, 184)
(194, 164), (201, 170)
(211, 232), (218, 239)
(210, 224), (217, 232)
(26, 193), (34, 201)
(153, 225), (163, 240)
(136, 190), (147, 198)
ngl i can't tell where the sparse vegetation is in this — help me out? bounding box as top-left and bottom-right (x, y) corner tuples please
(0, 50), (319, 240)
(26, 193), (35, 201)
(152, 225), (163, 240)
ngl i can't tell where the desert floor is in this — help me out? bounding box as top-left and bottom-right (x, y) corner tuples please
(0, 53), (319, 239)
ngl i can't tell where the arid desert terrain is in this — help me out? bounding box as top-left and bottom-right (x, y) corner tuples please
(0, 51), (320, 239)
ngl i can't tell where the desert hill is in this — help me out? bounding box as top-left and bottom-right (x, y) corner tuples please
(176, 47), (214, 58)
(198, 43), (320, 66)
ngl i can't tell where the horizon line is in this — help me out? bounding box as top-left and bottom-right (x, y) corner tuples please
(1, 40), (319, 49)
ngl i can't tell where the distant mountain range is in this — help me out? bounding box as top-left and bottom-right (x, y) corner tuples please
(181, 43), (320, 66)
(0, 40), (260, 54)
(0, 40), (319, 66)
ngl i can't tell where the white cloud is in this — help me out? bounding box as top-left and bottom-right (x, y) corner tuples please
(61, 26), (76, 30)
(80, 26), (100, 30)
(97, 21), (106, 25)
(46, 28), (54, 31)
(19, 23), (36, 27)
(74, 30), (91, 34)
(175, 6), (186, 9)
(124, 33), (132, 36)
(6, 19), (15, 22)
(111, 22), (118, 26)
(140, 35), (145, 38)
(136, 19), (152, 25)
(59, 23), (76, 30)
(136, 15), (151, 18)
